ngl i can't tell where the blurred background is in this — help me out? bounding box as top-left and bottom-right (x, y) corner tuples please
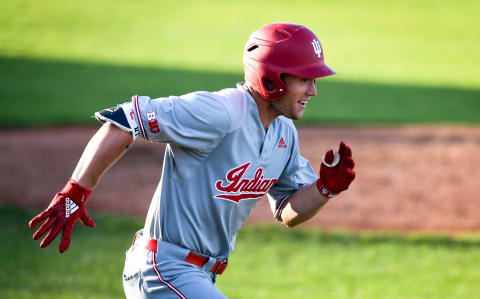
(1, 0), (479, 298)
(1, 0), (479, 125)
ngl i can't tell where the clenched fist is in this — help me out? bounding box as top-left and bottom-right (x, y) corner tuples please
(316, 141), (356, 199)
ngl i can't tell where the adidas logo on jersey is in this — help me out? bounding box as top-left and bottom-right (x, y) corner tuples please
(65, 197), (79, 218)
(278, 137), (287, 148)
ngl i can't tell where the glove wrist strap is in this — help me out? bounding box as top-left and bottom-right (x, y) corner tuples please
(61, 179), (92, 205)
(316, 179), (337, 200)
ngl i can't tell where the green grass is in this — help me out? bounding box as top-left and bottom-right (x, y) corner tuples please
(3, 205), (480, 299)
(225, 227), (480, 299)
(1, 57), (479, 127)
(1, 0), (479, 88)
(1, 0), (480, 127)
(2, 205), (135, 299)
(0, 57), (243, 126)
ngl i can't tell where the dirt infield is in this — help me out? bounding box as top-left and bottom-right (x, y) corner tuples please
(2, 126), (480, 233)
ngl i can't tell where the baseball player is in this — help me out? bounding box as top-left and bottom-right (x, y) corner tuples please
(29, 23), (355, 298)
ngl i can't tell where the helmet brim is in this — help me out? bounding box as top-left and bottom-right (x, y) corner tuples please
(288, 62), (336, 79)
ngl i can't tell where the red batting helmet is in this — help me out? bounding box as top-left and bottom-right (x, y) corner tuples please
(243, 23), (336, 100)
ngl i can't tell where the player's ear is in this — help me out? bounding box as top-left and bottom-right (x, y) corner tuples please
(263, 78), (277, 91)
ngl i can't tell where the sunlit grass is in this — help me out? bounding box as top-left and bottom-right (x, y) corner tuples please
(3, 205), (480, 299)
(1, 0), (479, 88)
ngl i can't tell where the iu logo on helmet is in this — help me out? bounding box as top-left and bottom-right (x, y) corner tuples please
(311, 39), (322, 58)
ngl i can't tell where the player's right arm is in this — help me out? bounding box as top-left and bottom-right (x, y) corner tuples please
(72, 122), (133, 189)
(29, 104), (136, 253)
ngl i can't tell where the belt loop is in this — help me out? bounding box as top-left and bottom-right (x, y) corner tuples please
(145, 239), (158, 252)
(211, 258), (228, 283)
(134, 233), (158, 253)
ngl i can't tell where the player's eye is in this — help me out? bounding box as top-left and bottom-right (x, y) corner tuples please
(301, 78), (315, 85)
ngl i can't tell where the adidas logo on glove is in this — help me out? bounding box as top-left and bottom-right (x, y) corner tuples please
(65, 197), (79, 218)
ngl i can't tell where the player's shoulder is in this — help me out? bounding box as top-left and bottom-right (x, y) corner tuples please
(178, 85), (250, 133)
(213, 85), (251, 130)
(180, 86), (248, 112)
(213, 86), (250, 110)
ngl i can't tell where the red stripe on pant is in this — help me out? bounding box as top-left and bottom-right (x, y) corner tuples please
(151, 252), (188, 299)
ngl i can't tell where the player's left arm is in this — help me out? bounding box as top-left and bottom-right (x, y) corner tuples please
(279, 141), (355, 227)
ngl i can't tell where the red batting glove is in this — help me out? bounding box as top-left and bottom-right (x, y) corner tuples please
(28, 179), (95, 253)
(316, 141), (356, 199)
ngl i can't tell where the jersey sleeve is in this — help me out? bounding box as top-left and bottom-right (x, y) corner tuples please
(267, 132), (318, 221)
(132, 92), (232, 152)
(94, 101), (141, 140)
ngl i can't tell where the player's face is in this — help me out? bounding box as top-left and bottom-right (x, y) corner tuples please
(271, 75), (317, 120)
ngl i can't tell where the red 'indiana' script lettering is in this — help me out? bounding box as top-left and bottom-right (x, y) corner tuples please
(215, 162), (278, 203)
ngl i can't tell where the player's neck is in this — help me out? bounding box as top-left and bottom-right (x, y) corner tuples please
(247, 87), (280, 130)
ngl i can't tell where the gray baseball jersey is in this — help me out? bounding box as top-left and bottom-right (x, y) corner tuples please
(97, 83), (318, 259)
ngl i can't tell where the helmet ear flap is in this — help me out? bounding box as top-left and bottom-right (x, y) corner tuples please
(263, 78), (276, 92)
(257, 69), (288, 100)
(265, 72), (288, 99)
(245, 61), (287, 100)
